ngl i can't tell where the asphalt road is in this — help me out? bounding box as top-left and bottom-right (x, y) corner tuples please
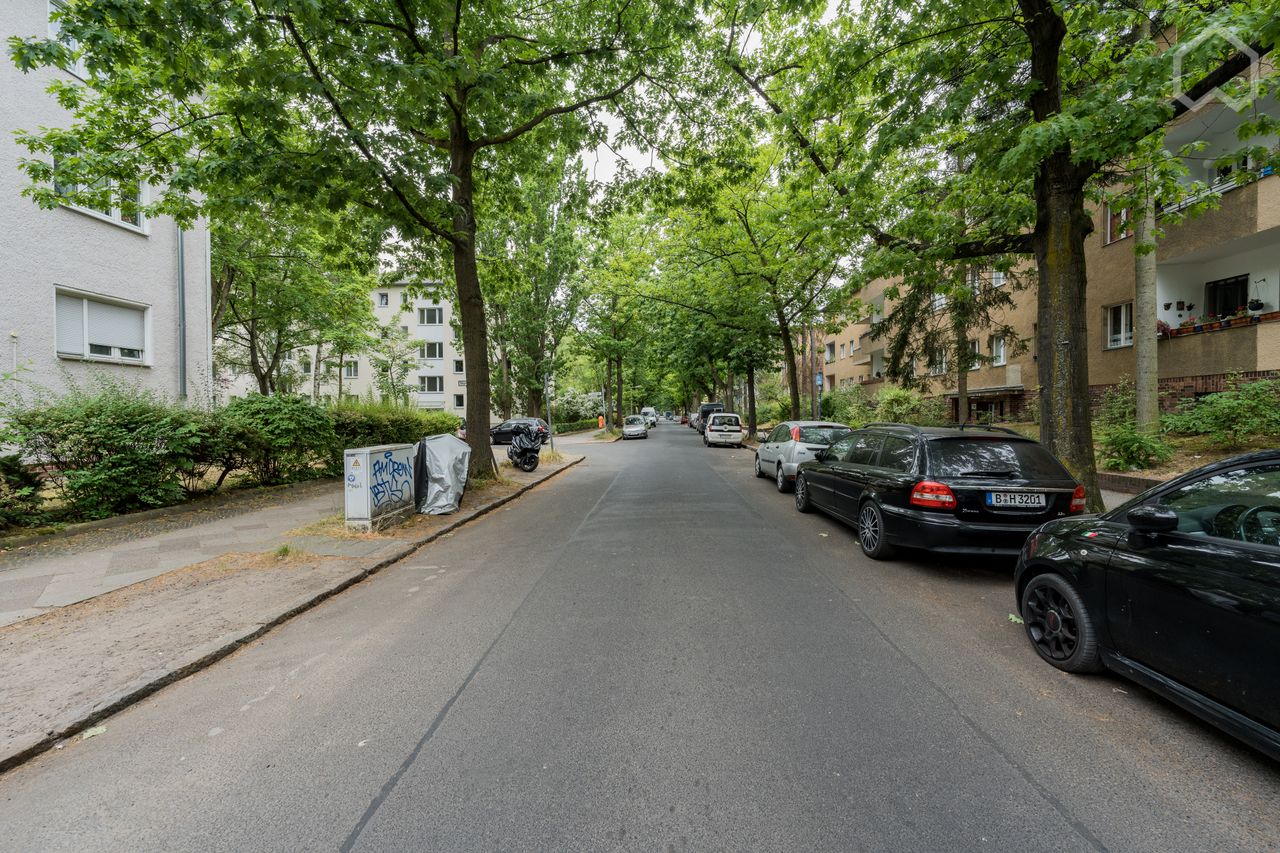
(2, 424), (1278, 851)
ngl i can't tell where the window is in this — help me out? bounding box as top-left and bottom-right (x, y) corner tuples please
(826, 434), (858, 461)
(1105, 302), (1134, 349)
(400, 292), (409, 306)
(418, 307), (443, 325)
(453, 394), (464, 408)
(825, 342), (836, 363)
(377, 292), (389, 307)
(851, 338), (860, 352)
(420, 341), (443, 359)
(1106, 204), (1130, 244)
(299, 355), (312, 374)
(931, 292), (948, 312)
(343, 361), (359, 378)
(1156, 465), (1280, 546)
(877, 436), (917, 473)
(453, 359), (464, 373)
(1205, 274), (1248, 319)
(991, 335), (1006, 366)
(928, 349), (948, 376)
(968, 339), (980, 371)
(400, 325), (408, 335)
(991, 270), (1006, 288)
(419, 376), (443, 392)
(55, 291), (146, 362)
(53, 161), (146, 230)
(839, 344), (846, 359)
(848, 434), (885, 466)
(47, 1), (88, 78)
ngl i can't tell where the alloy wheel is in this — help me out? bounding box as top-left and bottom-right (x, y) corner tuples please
(858, 504), (881, 553)
(776, 465), (786, 492)
(1024, 583), (1079, 662)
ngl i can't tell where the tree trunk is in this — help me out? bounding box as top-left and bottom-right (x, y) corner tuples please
(776, 313), (801, 419)
(809, 326), (819, 419)
(604, 358), (612, 428)
(746, 364), (757, 438)
(528, 386), (544, 419)
(955, 312), (969, 423)
(311, 343), (322, 402)
(1134, 186), (1159, 431)
(450, 142), (497, 479)
(1033, 158), (1101, 510)
(614, 355), (624, 426)
(498, 346), (512, 420)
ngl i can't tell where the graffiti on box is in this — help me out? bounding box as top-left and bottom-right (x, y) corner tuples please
(369, 451), (413, 509)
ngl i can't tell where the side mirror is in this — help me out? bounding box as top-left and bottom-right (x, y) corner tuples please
(1127, 504), (1178, 534)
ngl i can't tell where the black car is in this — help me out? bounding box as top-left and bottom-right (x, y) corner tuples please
(490, 418), (549, 445)
(793, 423), (1084, 560)
(1015, 451), (1280, 762)
(697, 402), (725, 434)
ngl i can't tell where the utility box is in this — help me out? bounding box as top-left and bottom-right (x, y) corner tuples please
(345, 444), (416, 531)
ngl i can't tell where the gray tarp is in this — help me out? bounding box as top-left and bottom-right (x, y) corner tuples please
(414, 434), (471, 515)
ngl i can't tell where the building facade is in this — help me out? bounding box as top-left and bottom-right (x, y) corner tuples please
(1, 1), (213, 404)
(816, 94), (1279, 423)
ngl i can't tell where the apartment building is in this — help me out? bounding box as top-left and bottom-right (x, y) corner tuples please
(1, 1), (213, 403)
(819, 93), (1279, 423)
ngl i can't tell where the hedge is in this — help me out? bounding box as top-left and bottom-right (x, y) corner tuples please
(553, 418), (600, 434)
(0, 386), (459, 525)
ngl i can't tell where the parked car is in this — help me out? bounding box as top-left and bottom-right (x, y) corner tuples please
(490, 418), (549, 445)
(697, 402), (725, 434)
(703, 412), (744, 448)
(665, 411), (674, 421)
(689, 415), (701, 430)
(755, 421), (853, 493)
(680, 414), (689, 424)
(1015, 451), (1280, 762)
(622, 414), (648, 440)
(641, 407), (658, 427)
(793, 423), (1083, 560)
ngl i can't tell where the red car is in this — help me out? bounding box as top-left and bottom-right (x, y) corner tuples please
(680, 414), (689, 424)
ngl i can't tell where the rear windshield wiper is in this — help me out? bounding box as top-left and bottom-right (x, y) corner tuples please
(958, 469), (1018, 477)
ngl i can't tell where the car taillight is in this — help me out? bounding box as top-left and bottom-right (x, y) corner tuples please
(790, 426), (801, 441)
(1070, 485), (1086, 513)
(910, 480), (957, 510)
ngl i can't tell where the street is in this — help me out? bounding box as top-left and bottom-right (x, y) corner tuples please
(1, 426), (1278, 852)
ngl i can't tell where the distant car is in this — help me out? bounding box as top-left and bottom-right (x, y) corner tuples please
(680, 414), (689, 424)
(622, 414), (648, 440)
(641, 406), (658, 427)
(490, 418), (549, 445)
(703, 412), (744, 448)
(793, 423), (1083, 560)
(665, 411), (674, 420)
(1015, 450), (1280, 762)
(689, 415), (702, 431)
(697, 402), (725, 434)
(755, 421), (853, 493)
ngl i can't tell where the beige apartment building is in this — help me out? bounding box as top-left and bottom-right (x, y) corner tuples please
(817, 93), (1280, 423)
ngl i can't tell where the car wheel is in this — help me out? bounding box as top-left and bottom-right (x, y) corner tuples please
(794, 475), (813, 513)
(1020, 573), (1103, 674)
(754, 454), (765, 478)
(775, 464), (791, 493)
(857, 501), (896, 560)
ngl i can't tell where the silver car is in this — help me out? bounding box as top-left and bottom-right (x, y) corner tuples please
(622, 415), (648, 439)
(754, 421), (853, 493)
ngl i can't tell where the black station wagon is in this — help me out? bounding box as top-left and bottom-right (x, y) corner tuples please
(793, 423), (1084, 559)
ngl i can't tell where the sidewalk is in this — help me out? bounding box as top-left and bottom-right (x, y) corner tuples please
(0, 453), (584, 773)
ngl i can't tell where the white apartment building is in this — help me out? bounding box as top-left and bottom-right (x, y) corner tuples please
(345, 283), (468, 414)
(0, 2), (213, 403)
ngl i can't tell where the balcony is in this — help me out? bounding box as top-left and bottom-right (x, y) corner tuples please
(413, 391), (446, 409)
(1155, 312), (1280, 378)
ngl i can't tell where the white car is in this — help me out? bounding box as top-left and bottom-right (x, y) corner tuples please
(703, 413), (744, 447)
(622, 415), (648, 439)
(754, 420), (852, 492)
(641, 406), (658, 427)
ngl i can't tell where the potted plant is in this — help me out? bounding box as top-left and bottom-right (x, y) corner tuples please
(1156, 319), (1171, 338)
(1249, 298), (1265, 312)
(1184, 315), (1202, 332)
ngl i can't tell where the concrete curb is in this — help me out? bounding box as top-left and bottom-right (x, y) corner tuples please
(0, 478), (341, 552)
(0, 456), (583, 775)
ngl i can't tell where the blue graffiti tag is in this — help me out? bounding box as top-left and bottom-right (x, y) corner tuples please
(369, 451), (413, 509)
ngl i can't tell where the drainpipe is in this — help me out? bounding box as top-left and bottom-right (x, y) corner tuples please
(177, 225), (188, 400)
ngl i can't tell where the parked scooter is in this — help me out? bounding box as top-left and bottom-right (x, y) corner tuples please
(506, 422), (542, 472)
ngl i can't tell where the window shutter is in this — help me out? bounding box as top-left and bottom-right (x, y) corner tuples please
(86, 300), (145, 350)
(56, 293), (85, 354)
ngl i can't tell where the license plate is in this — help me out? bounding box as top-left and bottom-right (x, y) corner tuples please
(987, 491), (1046, 508)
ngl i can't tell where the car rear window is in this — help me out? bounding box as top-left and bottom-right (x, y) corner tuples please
(797, 426), (848, 444)
(926, 438), (1072, 480)
(710, 415), (739, 427)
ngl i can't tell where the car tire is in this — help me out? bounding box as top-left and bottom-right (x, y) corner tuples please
(1020, 573), (1103, 674)
(794, 474), (813, 513)
(775, 464), (792, 494)
(754, 455), (765, 478)
(857, 501), (896, 560)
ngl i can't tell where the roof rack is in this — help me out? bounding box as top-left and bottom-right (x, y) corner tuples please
(946, 422), (1022, 436)
(862, 422), (923, 431)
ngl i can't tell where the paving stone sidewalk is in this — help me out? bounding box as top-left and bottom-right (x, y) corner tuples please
(0, 454), (584, 773)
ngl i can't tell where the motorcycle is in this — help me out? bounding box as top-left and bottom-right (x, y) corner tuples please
(506, 423), (543, 472)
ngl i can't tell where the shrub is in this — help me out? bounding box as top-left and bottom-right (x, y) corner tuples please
(550, 389), (599, 423)
(330, 401), (458, 453)
(553, 418), (599, 434)
(1096, 377), (1136, 431)
(1162, 376), (1280, 448)
(824, 387), (876, 427)
(872, 387), (947, 426)
(220, 394), (336, 485)
(0, 454), (45, 529)
(1, 381), (201, 519)
(1099, 424), (1174, 471)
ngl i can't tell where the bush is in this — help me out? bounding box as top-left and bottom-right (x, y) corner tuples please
(0, 454), (45, 529)
(330, 401), (458, 452)
(1, 381), (202, 519)
(872, 387), (947, 426)
(550, 389), (600, 423)
(1162, 376), (1280, 448)
(553, 418), (599, 434)
(824, 387), (876, 427)
(220, 394), (336, 485)
(1099, 424), (1174, 471)
(1096, 377), (1136, 431)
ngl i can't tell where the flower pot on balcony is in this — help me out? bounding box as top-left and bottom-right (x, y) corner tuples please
(1194, 324), (1204, 332)
(1253, 314), (1262, 325)
(1249, 299), (1265, 311)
